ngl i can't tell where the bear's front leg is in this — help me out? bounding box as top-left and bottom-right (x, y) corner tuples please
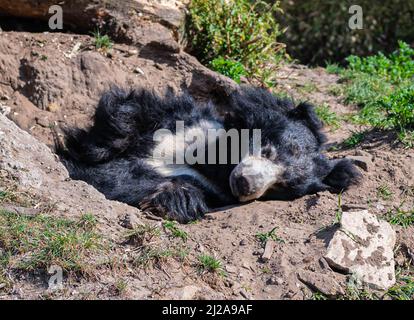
(139, 179), (208, 223)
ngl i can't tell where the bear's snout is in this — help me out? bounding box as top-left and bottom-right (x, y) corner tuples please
(229, 156), (285, 202)
(231, 175), (253, 198)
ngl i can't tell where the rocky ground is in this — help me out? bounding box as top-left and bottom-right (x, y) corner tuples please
(0, 10), (413, 300)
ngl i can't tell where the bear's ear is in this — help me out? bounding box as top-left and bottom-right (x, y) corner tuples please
(288, 102), (327, 145)
(323, 158), (361, 192)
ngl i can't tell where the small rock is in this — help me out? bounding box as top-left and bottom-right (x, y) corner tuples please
(341, 203), (368, 211)
(268, 276), (284, 286)
(119, 212), (141, 229)
(196, 243), (206, 253)
(253, 249), (264, 256)
(261, 240), (276, 262)
(348, 155), (372, 172)
(376, 203), (386, 211)
(325, 210), (396, 290)
(225, 265), (238, 274)
(0, 104), (10, 116)
(64, 42), (82, 59)
(298, 270), (344, 297)
(239, 239), (247, 246)
(35, 117), (50, 128)
(176, 285), (199, 300)
(395, 254), (406, 267)
(105, 50), (114, 59)
(126, 49), (138, 56)
(146, 39), (180, 54)
(319, 257), (332, 271)
(47, 102), (60, 113)
(302, 256), (313, 263)
(239, 289), (251, 300)
(133, 67), (145, 75)
(354, 150), (373, 159)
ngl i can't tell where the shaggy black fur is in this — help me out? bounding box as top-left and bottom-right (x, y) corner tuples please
(57, 86), (361, 223)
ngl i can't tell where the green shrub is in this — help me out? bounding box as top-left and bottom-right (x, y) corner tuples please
(210, 57), (247, 83)
(346, 42), (414, 84)
(380, 86), (414, 131)
(277, 0), (414, 65)
(338, 41), (414, 145)
(187, 0), (286, 86)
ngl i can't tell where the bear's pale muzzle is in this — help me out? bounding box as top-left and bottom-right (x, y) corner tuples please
(229, 156), (285, 202)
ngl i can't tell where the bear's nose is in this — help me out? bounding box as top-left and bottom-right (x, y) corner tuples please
(233, 176), (251, 196)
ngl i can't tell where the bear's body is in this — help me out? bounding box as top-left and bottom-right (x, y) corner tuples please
(58, 86), (360, 222)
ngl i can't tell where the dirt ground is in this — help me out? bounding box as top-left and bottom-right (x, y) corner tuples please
(0, 28), (413, 300)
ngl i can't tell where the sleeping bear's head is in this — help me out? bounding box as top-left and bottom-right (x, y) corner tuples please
(225, 87), (360, 202)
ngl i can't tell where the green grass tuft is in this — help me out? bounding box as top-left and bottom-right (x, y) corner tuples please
(386, 206), (414, 228)
(342, 131), (366, 148)
(197, 254), (223, 274)
(0, 191), (9, 201)
(325, 62), (341, 75)
(255, 227), (284, 245)
(0, 210), (101, 273)
(125, 224), (160, 247)
(133, 247), (173, 269)
(311, 292), (328, 300)
(377, 185), (393, 201)
(163, 220), (188, 241)
(386, 274), (414, 300)
(92, 30), (113, 50)
(315, 104), (341, 129)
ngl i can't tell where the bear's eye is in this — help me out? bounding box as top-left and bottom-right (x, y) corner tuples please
(261, 146), (276, 160)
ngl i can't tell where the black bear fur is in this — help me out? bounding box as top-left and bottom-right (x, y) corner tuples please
(56, 86), (361, 223)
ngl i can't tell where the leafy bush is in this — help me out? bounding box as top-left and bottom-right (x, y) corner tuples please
(277, 0), (414, 65)
(210, 57), (246, 83)
(187, 0), (286, 85)
(338, 41), (414, 145)
(346, 42), (414, 84)
(380, 86), (414, 131)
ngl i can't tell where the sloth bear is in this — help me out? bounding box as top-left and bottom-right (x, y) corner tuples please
(57, 86), (360, 223)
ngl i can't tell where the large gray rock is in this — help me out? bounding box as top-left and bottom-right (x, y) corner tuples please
(325, 210), (396, 290)
(0, 113), (142, 232)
